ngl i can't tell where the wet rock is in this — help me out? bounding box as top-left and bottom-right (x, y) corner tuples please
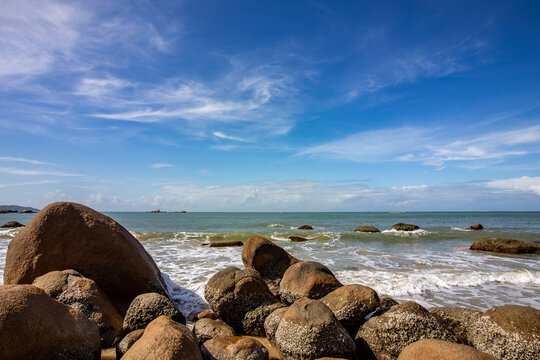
(204, 267), (278, 333)
(4, 202), (168, 315)
(298, 225), (313, 230)
(242, 236), (298, 294)
(470, 224), (484, 230)
(470, 238), (540, 254)
(194, 318), (236, 344)
(378, 295), (399, 308)
(321, 284), (380, 334)
(116, 329), (144, 359)
(243, 302), (287, 337)
(430, 306), (482, 345)
(274, 298), (356, 360)
(355, 301), (457, 360)
(33, 269), (123, 347)
(397, 339), (497, 360)
(0, 284), (101, 360)
(123, 292), (185, 333)
(201, 336), (269, 360)
(264, 306), (289, 345)
(197, 310), (219, 320)
(288, 235), (308, 242)
(280, 261), (343, 304)
(122, 316), (201, 360)
(354, 226), (380, 233)
(391, 223), (420, 231)
(0, 221), (24, 228)
(468, 305), (540, 360)
(20, 209), (35, 213)
(210, 241), (243, 247)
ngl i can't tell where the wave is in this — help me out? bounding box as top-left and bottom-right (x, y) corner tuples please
(452, 227), (473, 232)
(267, 223), (286, 228)
(161, 272), (209, 321)
(381, 228), (431, 237)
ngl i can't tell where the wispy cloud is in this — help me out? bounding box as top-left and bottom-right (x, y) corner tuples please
(150, 163), (175, 169)
(0, 156), (53, 166)
(0, 180), (57, 188)
(0, 167), (83, 177)
(487, 176), (540, 196)
(213, 131), (250, 142)
(75, 77), (133, 98)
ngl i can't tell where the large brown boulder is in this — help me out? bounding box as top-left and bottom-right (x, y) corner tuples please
(122, 316), (201, 360)
(391, 223), (420, 231)
(4, 202), (168, 315)
(468, 305), (540, 360)
(204, 267), (278, 334)
(430, 306), (482, 345)
(33, 269), (123, 347)
(194, 318), (236, 344)
(470, 238), (540, 254)
(355, 301), (456, 360)
(123, 292), (185, 333)
(274, 298), (356, 359)
(397, 339), (497, 360)
(242, 236), (298, 293)
(321, 284), (380, 334)
(354, 226), (380, 233)
(280, 261), (343, 304)
(201, 336), (269, 360)
(0, 284), (101, 360)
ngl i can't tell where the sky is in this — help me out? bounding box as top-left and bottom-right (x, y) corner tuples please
(1, 0), (539, 211)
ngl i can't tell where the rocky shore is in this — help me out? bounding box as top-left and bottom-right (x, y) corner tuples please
(0, 202), (538, 360)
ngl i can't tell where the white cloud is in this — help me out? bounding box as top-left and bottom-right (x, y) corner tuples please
(0, 167), (83, 177)
(150, 163), (175, 169)
(213, 131), (250, 142)
(486, 176), (540, 196)
(0, 180), (57, 188)
(44, 189), (69, 200)
(0, 156), (53, 165)
(76, 77), (132, 97)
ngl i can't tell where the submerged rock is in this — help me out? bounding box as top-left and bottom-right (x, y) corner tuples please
(201, 336), (269, 360)
(298, 225), (313, 230)
(391, 223), (420, 231)
(470, 224), (484, 230)
(210, 241), (243, 247)
(470, 238), (540, 254)
(280, 261), (342, 304)
(354, 226), (380, 233)
(0, 221), (24, 228)
(123, 292), (185, 333)
(288, 235), (308, 242)
(397, 339), (497, 360)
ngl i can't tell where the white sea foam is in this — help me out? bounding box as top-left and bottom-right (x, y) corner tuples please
(452, 227), (473, 232)
(267, 223), (286, 228)
(381, 228), (431, 237)
(161, 272), (209, 321)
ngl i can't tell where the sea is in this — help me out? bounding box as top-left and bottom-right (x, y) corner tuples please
(1, 211), (539, 317)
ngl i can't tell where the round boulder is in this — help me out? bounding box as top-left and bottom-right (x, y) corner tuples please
(430, 306), (482, 345)
(280, 261), (343, 304)
(470, 238), (540, 254)
(321, 284), (380, 334)
(264, 306), (289, 345)
(398, 339), (497, 360)
(123, 292), (185, 333)
(4, 202), (168, 315)
(242, 302), (286, 337)
(0, 284), (101, 360)
(116, 329), (144, 359)
(355, 301), (457, 360)
(274, 298), (356, 359)
(201, 336), (269, 360)
(391, 223), (420, 231)
(194, 318), (236, 344)
(470, 224), (484, 230)
(354, 226), (380, 233)
(298, 225), (313, 230)
(123, 316), (201, 360)
(197, 310), (219, 320)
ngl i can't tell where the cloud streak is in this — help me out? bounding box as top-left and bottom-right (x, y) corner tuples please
(487, 176), (540, 196)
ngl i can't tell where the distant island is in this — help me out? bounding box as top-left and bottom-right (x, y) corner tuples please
(0, 205), (40, 214)
(148, 209), (187, 213)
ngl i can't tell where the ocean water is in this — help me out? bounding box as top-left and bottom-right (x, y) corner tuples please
(1, 211), (539, 315)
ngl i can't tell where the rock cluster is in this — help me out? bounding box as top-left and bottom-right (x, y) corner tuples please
(470, 237), (540, 254)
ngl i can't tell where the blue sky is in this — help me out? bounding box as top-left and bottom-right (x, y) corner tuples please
(1, 0), (539, 211)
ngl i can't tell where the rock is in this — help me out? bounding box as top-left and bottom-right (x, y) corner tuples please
(123, 292), (185, 333)
(201, 336), (269, 360)
(391, 223), (420, 231)
(354, 226), (380, 233)
(4, 202), (168, 315)
(288, 235), (308, 242)
(204, 267), (278, 333)
(122, 316), (201, 360)
(20, 209), (35, 213)
(470, 238), (540, 254)
(33, 269), (124, 347)
(298, 225), (313, 230)
(194, 318), (236, 344)
(275, 298), (356, 360)
(321, 284), (380, 334)
(197, 310), (219, 320)
(0, 209), (17, 213)
(0, 221), (24, 228)
(397, 339), (497, 360)
(378, 295), (399, 308)
(264, 306), (289, 345)
(430, 306), (482, 345)
(280, 261), (343, 304)
(468, 305), (540, 360)
(355, 301), (457, 360)
(470, 224), (484, 230)
(0, 284), (101, 360)
(210, 241), (243, 247)
(242, 236), (298, 294)
(242, 303), (287, 337)
(116, 329), (144, 359)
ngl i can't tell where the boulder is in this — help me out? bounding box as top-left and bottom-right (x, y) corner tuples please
(242, 302), (287, 337)
(280, 261), (343, 304)
(4, 202), (168, 315)
(210, 241), (243, 247)
(201, 336), (269, 360)
(0, 221), (24, 228)
(264, 306), (289, 345)
(122, 316), (201, 360)
(355, 301), (457, 360)
(468, 305), (540, 360)
(123, 292), (185, 333)
(470, 224), (484, 230)
(197, 310), (219, 320)
(470, 238), (540, 254)
(354, 226), (380, 233)
(242, 236), (298, 294)
(20, 209), (35, 213)
(0, 284), (101, 360)
(298, 225), (313, 230)
(397, 339), (497, 360)
(288, 235), (308, 242)
(321, 284), (380, 334)
(391, 223), (420, 231)
(204, 267), (278, 333)
(430, 306), (482, 345)
(33, 269), (123, 347)
(116, 329), (144, 359)
(378, 295), (399, 308)
(194, 318), (236, 344)
(274, 298), (356, 360)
